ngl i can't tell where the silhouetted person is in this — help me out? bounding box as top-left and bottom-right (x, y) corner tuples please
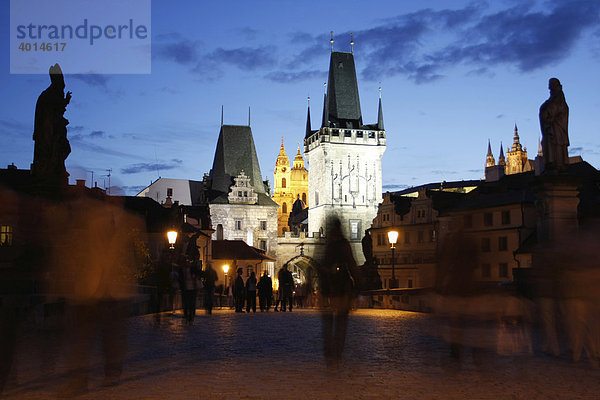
(540, 77), (569, 172)
(203, 263), (218, 315)
(233, 268), (245, 313)
(280, 265), (294, 312)
(246, 271), (257, 313)
(318, 216), (357, 367)
(274, 268), (284, 311)
(257, 271), (273, 311)
(178, 259), (199, 324)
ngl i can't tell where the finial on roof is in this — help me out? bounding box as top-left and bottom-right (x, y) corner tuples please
(350, 33), (354, 54)
(377, 87), (384, 130)
(323, 82), (327, 94)
(330, 31), (334, 52)
(307, 96), (310, 106)
(379, 85), (382, 99)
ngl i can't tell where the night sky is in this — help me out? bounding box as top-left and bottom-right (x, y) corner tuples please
(1, 0), (599, 195)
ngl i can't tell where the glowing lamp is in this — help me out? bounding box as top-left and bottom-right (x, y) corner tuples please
(167, 230), (178, 249)
(387, 230), (399, 248)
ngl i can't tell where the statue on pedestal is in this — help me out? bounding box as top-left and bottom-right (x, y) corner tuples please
(539, 78), (569, 172)
(32, 63), (72, 187)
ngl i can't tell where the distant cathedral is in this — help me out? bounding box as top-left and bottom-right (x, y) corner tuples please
(272, 139), (308, 235)
(485, 124), (538, 181)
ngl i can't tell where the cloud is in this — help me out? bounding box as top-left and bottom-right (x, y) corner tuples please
(383, 183), (410, 190)
(70, 74), (110, 88)
(431, 169), (458, 175)
(154, 38), (200, 65)
(265, 70), (325, 83)
(89, 130), (105, 138)
(119, 185), (147, 195)
(121, 159), (183, 175)
(284, 1), (600, 84)
(0, 119), (29, 132)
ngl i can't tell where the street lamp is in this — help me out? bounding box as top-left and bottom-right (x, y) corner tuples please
(387, 230), (399, 289)
(167, 230), (178, 249)
(222, 264), (230, 308)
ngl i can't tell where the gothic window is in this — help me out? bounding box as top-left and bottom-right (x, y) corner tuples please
(282, 178), (286, 188)
(216, 224), (223, 240)
(282, 203), (287, 214)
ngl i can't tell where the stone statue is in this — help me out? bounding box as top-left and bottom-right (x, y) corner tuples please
(539, 78), (569, 172)
(32, 63), (72, 187)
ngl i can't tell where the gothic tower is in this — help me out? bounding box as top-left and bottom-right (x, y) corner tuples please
(304, 46), (386, 265)
(506, 124), (532, 174)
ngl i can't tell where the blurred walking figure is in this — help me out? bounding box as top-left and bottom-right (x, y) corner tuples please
(274, 268), (284, 311)
(318, 216), (357, 367)
(257, 271), (273, 311)
(178, 259), (199, 324)
(169, 269), (180, 314)
(280, 265), (294, 312)
(233, 268), (245, 313)
(203, 263), (218, 315)
(246, 271), (257, 313)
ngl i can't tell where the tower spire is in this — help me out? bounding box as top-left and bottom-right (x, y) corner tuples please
(498, 142), (506, 166)
(248, 106), (251, 127)
(330, 31), (334, 52)
(321, 82), (328, 129)
(486, 139), (495, 167)
(377, 86), (384, 131)
(350, 33), (354, 54)
(305, 96), (312, 138)
(221, 105), (223, 127)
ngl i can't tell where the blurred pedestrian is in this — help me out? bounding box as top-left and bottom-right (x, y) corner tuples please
(258, 271), (273, 311)
(246, 271), (257, 313)
(233, 268), (245, 313)
(203, 263), (218, 315)
(169, 268), (180, 314)
(280, 265), (294, 312)
(318, 216), (357, 368)
(178, 259), (199, 324)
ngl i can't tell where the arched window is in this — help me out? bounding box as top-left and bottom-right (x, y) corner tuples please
(216, 224), (223, 240)
(302, 193), (307, 204)
(282, 178), (287, 188)
(282, 202), (287, 214)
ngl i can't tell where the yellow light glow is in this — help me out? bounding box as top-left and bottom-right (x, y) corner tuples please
(223, 264), (230, 274)
(167, 230), (178, 248)
(387, 230), (399, 245)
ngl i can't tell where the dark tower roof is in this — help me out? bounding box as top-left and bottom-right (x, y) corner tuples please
(210, 124), (265, 194)
(322, 51), (363, 129)
(377, 95), (384, 131)
(305, 103), (312, 138)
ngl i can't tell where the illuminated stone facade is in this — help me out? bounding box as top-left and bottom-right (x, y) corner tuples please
(272, 140), (308, 235)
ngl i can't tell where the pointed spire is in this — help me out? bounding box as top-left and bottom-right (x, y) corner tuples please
(321, 82), (328, 129)
(305, 96), (312, 138)
(248, 106), (251, 126)
(498, 142), (506, 166)
(330, 31), (334, 52)
(486, 139), (495, 167)
(350, 33), (354, 54)
(511, 123), (522, 152)
(377, 86), (384, 130)
(221, 105), (224, 127)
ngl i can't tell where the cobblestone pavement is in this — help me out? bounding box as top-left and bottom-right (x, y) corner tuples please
(3, 308), (600, 399)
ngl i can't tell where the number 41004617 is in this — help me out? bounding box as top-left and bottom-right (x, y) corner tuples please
(18, 42), (67, 52)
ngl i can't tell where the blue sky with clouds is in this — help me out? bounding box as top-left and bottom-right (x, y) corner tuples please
(1, 0), (599, 195)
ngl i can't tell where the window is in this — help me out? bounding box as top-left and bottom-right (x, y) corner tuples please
(481, 237), (491, 252)
(482, 263), (491, 278)
(216, 224), (223, 240)
(238, 191), (243, 197)
(430, 230), (436, 242)
(502, 210), (511, 225)
(377, 234), (382, 246)
(407, 279), (413, 288)
(484, 212), (493, 227)
(498, 236), (508, 251)
(463, 215), (473, 228)
(260, 220), (267, 230)
(499, 263), (509, 278)
(259, 240), (267, 250)
(167, 187), (173, 197)
(1, 225), (13, 246)
(243, 191), (248, 197)
(417, 231), (424, 243)
(235, 220), (242, 230)
(350, 220), (360, 240)
(282, 203), (287, 214)
(282, 178), (286, 188)
(404, 232), (410, 244)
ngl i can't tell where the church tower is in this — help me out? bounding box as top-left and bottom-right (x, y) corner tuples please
(304, 41), (386, 265)
(506, 124), (532, 174)
(273, 138), (292, 235)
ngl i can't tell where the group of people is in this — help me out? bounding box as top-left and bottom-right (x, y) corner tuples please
(231, 265), (295, 313)
(170, 261), (219, 324)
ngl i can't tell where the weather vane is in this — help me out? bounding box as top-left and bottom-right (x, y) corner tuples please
(350, 33), (354, 53)
(330, 31), (334, 52)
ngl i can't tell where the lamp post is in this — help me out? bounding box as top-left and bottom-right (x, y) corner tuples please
(387, 230), (399, 289)
(167, 230), (178, 250)
(222, 264), (229, 308)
